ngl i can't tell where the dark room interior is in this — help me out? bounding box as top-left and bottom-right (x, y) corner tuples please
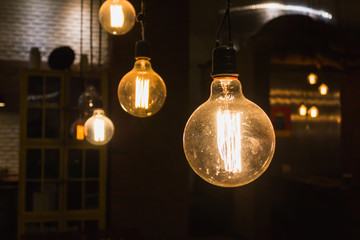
(0, 0), (360, 239)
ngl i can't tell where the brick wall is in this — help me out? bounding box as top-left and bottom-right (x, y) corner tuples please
(0, 0), (108, 67)
(0, 112), (19, 175)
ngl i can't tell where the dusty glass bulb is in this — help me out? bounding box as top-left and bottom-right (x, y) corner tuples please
(78, 85), (102, 117)
(298, 104), (307, 116)
(118, 57), (166, 117)
(98, 0), (136, 35)
(307, 72), (318, 85)
(183, 76), (275, 187)
(84, 109), (114, 145)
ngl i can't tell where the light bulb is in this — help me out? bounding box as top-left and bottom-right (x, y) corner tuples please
(99, 0), (136, 35)
(307, 73), (318, 85)
(308, 106), (319, 118)
(70, 117), (85, 140)
(84, 109), (114, 145)
(183, 76), (276, 187)
(78, 85), (102, 117)
(118, 41), (166, 117)
(298, 104), (307, 116)
(319, 83), (329, 95)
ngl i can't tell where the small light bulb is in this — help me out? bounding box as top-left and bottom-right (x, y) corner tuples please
(298, 104), (307, 116)
(183, 76), (275, 187)
(99, 0), (136, 35)
(84, 109), (114, 145)
(70, 117), (85, 140)
(118, 41), (166, 117)
(308, 106), (319, 118)
(319, 83), (329, 95)
(307, 73), (318, 85)
(78, 85), (102, 117)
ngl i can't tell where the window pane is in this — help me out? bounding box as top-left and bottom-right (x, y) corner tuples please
(26, 149), (42, 179)
(43, 221), (58, 233)
(27, 75), (43, 105)
(45, 109), (60, 138)
(67, 221), (81, 232)
(27, 108), (42, 138)
(67, 181), (82, 210)
(43, 183), (59, 211)
(84, 220), (98, 231)
(69, 76), (85, 106)
(45, 76), (61, 105)
(24, 222), (41, 233)
(84, 181), (99, 209)
(44, 149), (59, 179)
(85, 149), (99, 178)
(68, 149), (83, 178)
(26, 182), (41, 212)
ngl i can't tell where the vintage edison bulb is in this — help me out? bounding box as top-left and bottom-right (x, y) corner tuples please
(308, 106), (319, 118)
(307, 73), (318, 85)
(298, 104), (307, 116)
(118, 57), (166, 117)
(183, 76), (276, 187)
(84, 109), (114, 145)
(98, 0), (136, 35)
(319, 83), (329, 95)
(78, 85), (102, 117)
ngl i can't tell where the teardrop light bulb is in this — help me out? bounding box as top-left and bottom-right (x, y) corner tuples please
(118, 41), (166, 117)
(307, 72), (318, 85)
(183, 76), (275, 187)
(298, 104), (307, 116)
(318, 83), (329, 95)
(98, 0), (136, 35)
(308, 106), (319, 118)
(84, 109), (114, 145)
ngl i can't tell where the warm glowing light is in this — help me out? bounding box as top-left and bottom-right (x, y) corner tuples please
(84, 109), (114, 145)
(298, 104), (307, 116)
(76, 124), (85, 140)
(308, 106), (319, 118)
(94, 118), (105, 142)
(217, 110), (241, 173)
(307, 73), (318, 85)
(135, 77), (150, 109)
(319, 83), (329, 95)
(110, 5), (124, 27)
(0, 103), (5, 107)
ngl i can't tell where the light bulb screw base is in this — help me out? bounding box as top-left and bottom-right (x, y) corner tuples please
(135, 40), (150, 58)
(211, 42), (238, 77)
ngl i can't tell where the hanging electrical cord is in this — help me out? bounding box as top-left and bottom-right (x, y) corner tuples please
(216, 0), (232, 45)
(80, 0), (84, 76)
(137, 0), (146, 41)
(98, 0), (103, 67)
(90, 0), (94, 70)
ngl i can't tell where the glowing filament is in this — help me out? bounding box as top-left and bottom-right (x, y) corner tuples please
(298, 104), (307, 116)
(319, 83), (329, 95)
(110, 5), (124, 27)
(76, 124), (84, 140)
(217, 110), (241, 173)
(308, 106), (319, 118)
(135, 77), (149, 109)
(94, 119), (105, 142)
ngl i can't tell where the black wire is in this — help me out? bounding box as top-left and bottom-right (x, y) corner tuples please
(137, 0), (145, 41)
(98, 0), (102, 66)
(216, 0), (232, 44)
(90, 0), (93, 70)
(80, 0), (84, 76)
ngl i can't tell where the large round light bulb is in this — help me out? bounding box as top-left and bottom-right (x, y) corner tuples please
(84, 109), (114, 145)
(183, 77), (276, 187)
(118, 57), (166, 117)
(98, 0), (136, 35)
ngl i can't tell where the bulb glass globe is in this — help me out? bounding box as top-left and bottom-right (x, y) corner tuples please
(308, 106), (319, 118)
(307, 73), (318, 85)
(298, 104), (307, 116)
(99, 0), (136, 35)
(319, 83), (328, 95)
(84, 109), (114, 145)
(183, 77), (275, 187)
(78, 85), (102, 117)
(118, 57), (166, 117)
